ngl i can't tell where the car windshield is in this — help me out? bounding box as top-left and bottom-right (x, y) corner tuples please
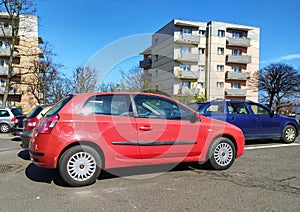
(45, 95), (73, 117)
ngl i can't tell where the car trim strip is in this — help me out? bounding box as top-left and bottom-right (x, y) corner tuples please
(112, 141), (197, 146)
(29, 150), (45, 156)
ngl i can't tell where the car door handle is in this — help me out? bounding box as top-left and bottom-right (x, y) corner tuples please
(229, 117), (235, 120)
(256, 117), (262, 120)
(139, 126), (152, 131)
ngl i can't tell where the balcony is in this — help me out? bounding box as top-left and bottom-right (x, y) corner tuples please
(175, 52), (199, 63)
(175, 34), (200, 44)
(226, 55), (252, 64)
(0, 87), (22, 102)
(0, 48), (19, 57)
(139, 57), (152, 68)
(175, 69), (198, 81)
(225, 89), (246, 96)
(0, 66), (8, 75)
(227, 37), (251, 47)
(226, 71), (248, 80)
(0, 27), (12, 37)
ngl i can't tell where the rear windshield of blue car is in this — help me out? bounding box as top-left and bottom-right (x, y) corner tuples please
(11, 108), (23, 116)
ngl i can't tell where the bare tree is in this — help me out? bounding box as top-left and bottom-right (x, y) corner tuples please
(23, 41), (65, 104)
(259, 63), (300, 112)
(48, 74), (72, 103)
(73, 66), (98, 93)
(0, 0), (37, 106)
(120, 65), (145, 91)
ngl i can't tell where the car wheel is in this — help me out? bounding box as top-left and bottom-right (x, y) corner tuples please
(0, 123), (10, 133)
(58, 145), (102, 187)
(282, 125), (296, 143)
(205, 137), (236, 170)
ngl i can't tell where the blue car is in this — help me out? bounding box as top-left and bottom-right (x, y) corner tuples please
(189, 100), (299, 143)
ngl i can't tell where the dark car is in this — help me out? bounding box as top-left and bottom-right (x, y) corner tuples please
(11, 114), (26, 136)
(29, 92), (245, 187)
(191, 100), (299, 143)
(20, 104), (53, 148)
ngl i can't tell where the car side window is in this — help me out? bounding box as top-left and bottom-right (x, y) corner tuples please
(227, 102), (249, 114)
(203, 102), (224, 114)
(134, 95), (192, 120)
(82, 94), (133, 117)
(0, 110), (9, 117)
(250, 104), (270, 115)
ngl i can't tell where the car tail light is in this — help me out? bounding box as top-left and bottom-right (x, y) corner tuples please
(11, 117), (15, 123)
(14, 118), (20, 124)
(38, 115), (59, 134)
(25, 117), (39, 131)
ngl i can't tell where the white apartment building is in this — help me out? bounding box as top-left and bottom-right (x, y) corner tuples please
(140, 19), (259, 101)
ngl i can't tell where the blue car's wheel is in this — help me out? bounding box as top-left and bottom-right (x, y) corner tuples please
(282, 125), (296, 143)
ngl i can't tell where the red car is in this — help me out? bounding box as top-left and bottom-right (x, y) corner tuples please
(29, 92), (244, 186)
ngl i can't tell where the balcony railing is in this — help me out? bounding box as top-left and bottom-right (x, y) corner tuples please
(139, 57), (152, 68)
(175, 34), (200, 44)
(0, 66), (8, 75)
(227, 37), (251, 47)
(225, 89), (246, 96)
(226, 71), (248, 80)
(0, 27), (12, 37)
(175, 69), (198, 80)
(226, 55), (252, 64)
(175, 52), (199, 63)
(0, 48), (19, 57)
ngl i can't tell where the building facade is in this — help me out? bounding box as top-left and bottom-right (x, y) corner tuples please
(140, 19), (259, 101)
(0, 12), (43, 113)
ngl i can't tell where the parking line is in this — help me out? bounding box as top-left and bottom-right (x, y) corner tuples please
(245, 143), (300, 150)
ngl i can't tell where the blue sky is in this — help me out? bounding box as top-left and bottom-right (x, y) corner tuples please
(36, 0), (300, 82)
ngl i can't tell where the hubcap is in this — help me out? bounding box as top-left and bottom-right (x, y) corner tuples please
(214, 143), (233, 167)
(1, 125), (9, 133)
(67, 152), (97, 181)
(285, 128), (295, 141)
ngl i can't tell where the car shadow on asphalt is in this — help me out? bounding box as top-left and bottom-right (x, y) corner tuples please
(21, 151), (198, 187)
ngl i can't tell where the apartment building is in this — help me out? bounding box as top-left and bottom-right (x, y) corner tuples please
(140, 19), (259, 101)
(0, 12), (43, 113)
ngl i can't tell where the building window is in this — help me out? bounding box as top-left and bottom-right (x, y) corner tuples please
(0, 79), (5, 87)
(198, 48), (205, 54)
(217, 65), (224, 72)
(216, 82), (224, 88)
(179, 81), (191, 88)
(231, 82), (241, 89)
(198, 65), (205, 72)
(179, 64), (190, 71)
(232, 49), (242, 56)
(154, 54), (158, 61)
(232, 66), (242, 72)
(218, 30), (225, 37)
(217, 47), (224, 55)
(0, 60), (5, 67)
(181, 28), (192, 35)
(0, 41), (9, 48)
(199, 30), (206, 36)
(180, 46), (191, 53)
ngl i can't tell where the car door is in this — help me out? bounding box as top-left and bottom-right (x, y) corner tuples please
(226, 102), (256, 138)
(80, 94), (141, 160)
(133, 94), (202, 160)
(247, 102), (281, 137)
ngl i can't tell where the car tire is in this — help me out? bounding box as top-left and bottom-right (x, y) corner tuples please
(281, 125), (297, 143)
(58, 145), (102, 187)
(0, 123), (10, 133)
(205, 137), (236, 170)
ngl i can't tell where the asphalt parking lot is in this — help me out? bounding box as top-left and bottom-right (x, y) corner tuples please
(0, 134), (299, 212)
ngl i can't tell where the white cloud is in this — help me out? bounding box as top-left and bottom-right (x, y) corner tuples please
(261, 54), (300, 64)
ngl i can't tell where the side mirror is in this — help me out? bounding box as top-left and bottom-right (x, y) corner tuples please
(190, 112), (200, 123)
